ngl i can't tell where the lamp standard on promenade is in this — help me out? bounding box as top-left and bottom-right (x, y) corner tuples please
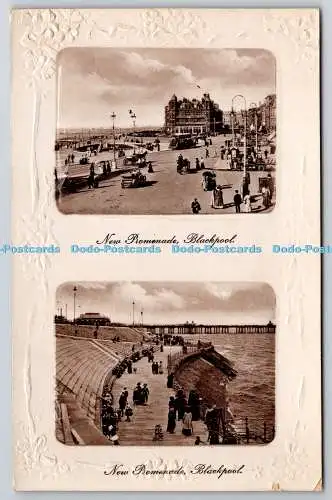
(73, 286), (77, 325)
(110, 112), (117, 167)
(231, 94), (247, 179)
(249, 102), (258, 152)
(129, 110), (137, 153)
(132, 300), (135, 326)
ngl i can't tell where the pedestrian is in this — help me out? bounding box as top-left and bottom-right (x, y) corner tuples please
(243, 191), (252, 213)
(205, 148), (209, 158)
(195, 158), (200, 171)
(175, 389), (187, 421)
(188, 390), (201, 421)
(118, 391), (127, 417)
(158, 361), (163, 374)
(167, 373), (174, 388)
(142, 383), (149, 404)
(262, 185), (271, 209)
(191, 198), (201, 214)
(211, 185), (224, 209)
(200, 157), (205, 170)
(167, 406), (177, 434)
(182, 407), (193, 436)
(233, 190), (242, 213)
(133, 383), (143, 405)
(125, 403), (133, 422)
(205, 404), (218, 442)
(88, 163), (95, 189)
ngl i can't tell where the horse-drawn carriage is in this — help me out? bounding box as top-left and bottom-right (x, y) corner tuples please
(176, 155), (195, 174)
(202, 171), (217, 191)
(121, 170), (147, 188)
(123, 151), (147, 166)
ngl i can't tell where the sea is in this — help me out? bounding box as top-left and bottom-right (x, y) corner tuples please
(182, 333), (275, 438)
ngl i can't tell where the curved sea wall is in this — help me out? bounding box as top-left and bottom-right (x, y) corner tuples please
(171, 347), (237, 411)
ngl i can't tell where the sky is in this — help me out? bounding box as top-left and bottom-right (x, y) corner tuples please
(56, 282), (276, 325)
(57, 48), (276, 129)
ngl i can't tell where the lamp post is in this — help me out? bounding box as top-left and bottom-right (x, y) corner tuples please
(129, 110), (136, 152)
(141, 309), (144, 327)
(110, 112), (116, 167)
(249, 102), (258, 152)
(231, 94), (247, 178)
(231, 108), (236, 148)
(132, 301), (135, 326)
(73, 286), (77, 325)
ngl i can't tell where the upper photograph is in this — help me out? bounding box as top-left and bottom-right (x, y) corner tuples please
(55, 48), (276, 215)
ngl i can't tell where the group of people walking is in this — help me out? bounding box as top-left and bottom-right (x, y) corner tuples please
(151, 360), (163, 375)
(166, 389), (202, 436)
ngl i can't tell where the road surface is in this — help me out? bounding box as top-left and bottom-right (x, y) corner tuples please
(57, 135), (275, 215)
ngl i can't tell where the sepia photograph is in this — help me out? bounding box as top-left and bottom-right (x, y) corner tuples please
(55, 48), (276, 215)
(55, 282), (276, 446)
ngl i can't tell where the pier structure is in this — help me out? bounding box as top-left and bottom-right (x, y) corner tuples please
(145, 321), (276, 336)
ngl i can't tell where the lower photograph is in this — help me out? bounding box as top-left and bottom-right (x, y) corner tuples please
(55, 281), (276, 446)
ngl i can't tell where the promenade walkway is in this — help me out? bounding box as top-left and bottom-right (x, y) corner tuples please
(112, 346), (208, 446)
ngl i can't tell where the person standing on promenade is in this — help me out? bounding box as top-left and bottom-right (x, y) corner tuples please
(233, 190), (242, 213)
(191, 198), (201, 214)
(243, 192), (252, 213)
(142, 383), (149, 404)
(119, 390), (127, 417)
(167, 406), (177, 434)
(182, 407), (193, 436)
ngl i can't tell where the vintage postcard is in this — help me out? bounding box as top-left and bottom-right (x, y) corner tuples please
(11, 8), (321, 491)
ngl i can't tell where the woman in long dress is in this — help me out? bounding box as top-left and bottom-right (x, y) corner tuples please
(167, 407), (177, 433)
(211, 186), (224, 209)
(243, 192), (252, 213)
(182, 407), (193, 436)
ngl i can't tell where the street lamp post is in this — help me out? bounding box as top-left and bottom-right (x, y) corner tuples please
(231, 94), (247, 179)
(141, 309), (144, 327)
(231, 109), (236, 148)
(129, 110), (136, 152)
(73, 286), (77, 325)
(249, 102), (258, 152)
(132, 301), (135, 326)
(110, 112), (116, 167)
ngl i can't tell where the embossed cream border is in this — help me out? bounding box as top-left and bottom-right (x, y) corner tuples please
(11, 8), (321, 491)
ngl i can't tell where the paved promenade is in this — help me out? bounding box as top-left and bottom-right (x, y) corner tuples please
(57, 135), (275, 215)
(112, 346), (208, 446)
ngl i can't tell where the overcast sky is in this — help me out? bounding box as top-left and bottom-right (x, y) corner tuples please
(57, 48), (276, 129)
(56, 282), (275, 325)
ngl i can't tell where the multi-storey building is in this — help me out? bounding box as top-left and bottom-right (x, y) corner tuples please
(164, 93), (223, 135)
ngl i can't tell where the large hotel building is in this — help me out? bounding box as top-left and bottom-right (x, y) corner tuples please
(164, 93), (224, 135)
(165, 93), (276, 136)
